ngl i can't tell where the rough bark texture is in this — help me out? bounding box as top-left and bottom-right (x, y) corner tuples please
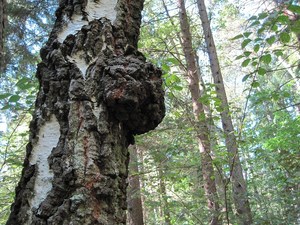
(178, 1), (221, 224)
(196, 0), (252, 224)
(0, 0), (7, 71)
(7, 1), (165, 224)
(127, 146), (144, 225)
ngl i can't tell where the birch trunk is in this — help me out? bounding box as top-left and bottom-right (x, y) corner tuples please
(178, 1), (221, 224)
(196, 0), (252, 224)
(6, 1), (165, 224)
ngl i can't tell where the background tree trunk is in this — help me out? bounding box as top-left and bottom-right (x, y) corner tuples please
(196, 0), (252, 224)
(0, 0), (7, 71)
(127, 146), (144, 225)
(158, 166), (171, 225)
(6, 0), (165, 224)
(178, 0), (221, 224)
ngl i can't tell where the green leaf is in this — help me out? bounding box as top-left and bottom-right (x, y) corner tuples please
(257, 27), (265, 34)
(241, 39), (252, 49)
(257, 67), (267, 75)
(165, 73), (180, 87)
(231, 34), (243, 40)
(199, 112), (206, 121)
(291, 20), (300, 33)
(0, 93), (11, 100)
(173, 85), (183, 91)
(252, 61), (258, 67)
(287, 5), (300, 14)
(272, 93), (280, 101)
(26, 95), (36, 100)
(279, 32), (291, 43)
(250, 20), (260, 27)
(242, 74), (250, 82)
(282, 91), (291, 98)
(20, 84), (34, 90)
(161, 63), (170, 72)
(16, 77), (35, 90)
(235, 54), (244, 60)
(243, 32), (252, 38)
(166, 58), (179, 65)
(215, 106), (223, 112)
(248, 15), (257, 21)
(261, 54), (272, 64)
(254, 38), (263, 42)
(254, 44), (260, 53)
(242, 59), (251, 67)
(1, 104), (10, 110)
(271, 24), (278, 32)
(9, 95), (21, 102)
(170, 74), (180, 83)
(244, 51), (252, 57)
(274, 50), (283, 57)
(251, 81), (260, 88)
(276, 15), (289, 24)
(266, 36), (276, 45)
(16, 77), (30, 85)
(199, 95), (210, 105)
(258, 12), (268, 19)
(213, 97), (222, 106)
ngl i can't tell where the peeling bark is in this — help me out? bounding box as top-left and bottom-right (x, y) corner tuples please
(7, 1), (165, 224)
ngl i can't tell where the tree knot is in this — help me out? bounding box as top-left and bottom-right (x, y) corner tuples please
(101, 54), (165, 135)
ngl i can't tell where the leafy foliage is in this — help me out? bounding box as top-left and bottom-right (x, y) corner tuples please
(233, 1), (300, 85)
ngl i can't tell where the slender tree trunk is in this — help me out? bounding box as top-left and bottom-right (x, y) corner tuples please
(178, 1), (221, 224)
(6, 1), (165, 224)
(158, 166), (171, 225)
(163, 2), (225, 215)
(127, 146), (144, 225)
(0, 0), (7, 71)
(196, 58), (227, 214)
(196, 0), (252, 224)
(163, 1), (225, 219)
(137, 146), (148, 224)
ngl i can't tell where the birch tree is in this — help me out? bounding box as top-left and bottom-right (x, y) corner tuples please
(6, 0), (165, 224)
